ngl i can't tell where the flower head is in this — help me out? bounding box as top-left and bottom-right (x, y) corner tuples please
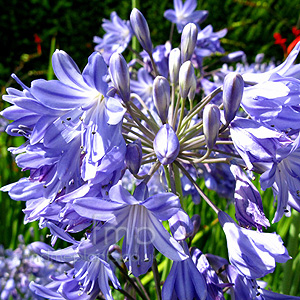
(164, 0), (208, 33)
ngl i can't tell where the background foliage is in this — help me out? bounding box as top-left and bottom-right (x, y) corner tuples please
(1, 0), (300, 297)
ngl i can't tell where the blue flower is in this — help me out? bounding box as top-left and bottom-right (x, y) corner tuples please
(30, 50), (126, 181)
(130, 67), (154, 106)
(219, 211), (290, 279)
(94, 11), (133, 63)
(242, 73), (300, 132)
(73, 182), (189, 276)
(260, 135), (300, 222)
(161, 242), (207, 300)
(226, 264), (300, 300)
(230, 165), (270, 231)
(164, 0), (208, 33)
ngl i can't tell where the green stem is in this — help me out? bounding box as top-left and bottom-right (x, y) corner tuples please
(131, 0), (140, 60)
(174, 161), (220, 214)
(176, 97), (186, 135)
(180, 86), (223, 129)
(152, 258), (162, 300)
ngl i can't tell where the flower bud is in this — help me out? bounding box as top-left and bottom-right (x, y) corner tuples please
(203, 104), (220, 150)
(109, 52), (130, 103)
(169, 48), (181, 84)
(223, 72), (244, 125)
(153, 124), (180, 165)
(130, 8), (153, 54)
(179, 60), (195, 99)
(125, 139), (143, 175)
(188, 74), (197, 101)
(153, 76), (170, 124)
(181, 23), (198, 63)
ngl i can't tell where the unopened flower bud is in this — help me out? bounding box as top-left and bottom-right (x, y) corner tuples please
(153, 124), (179, 165)
(188, 74), (197, 101)
(125, 139), (142, 175)
(181, 23), (198, 63)
(109, 52), (130, 103)
(179, 60), (195, 99)
(130, 8), (153, 54)
(153, 76), (170, 124)
(223, 72), (244, 125)
(203, 104), (220, 150)
(169, 48), (181, 84)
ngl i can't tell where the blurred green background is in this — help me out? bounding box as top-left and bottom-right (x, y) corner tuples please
(1, 0), (300, 297)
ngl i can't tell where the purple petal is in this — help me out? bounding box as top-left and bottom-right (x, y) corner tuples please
(73, 197), (126, 220)
(82, 52), (108, 95)
(52, 50), (87, 90)
(109, 184), (138, 205)
(147, 212), (188, 261)
(31, 79), (92, 110)
(142, 192), (181, 220)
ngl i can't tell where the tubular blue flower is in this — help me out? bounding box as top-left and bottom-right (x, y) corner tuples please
(181, 23), (198, 63)
(226, 265), (300, 300)
(164, 0), (208, 33)
(72, 183), (189, 276)
(109, 52), (130, 103)
(242, 73), (300, 132)
(1, 74), (65, 144)
(260, 135), (300, 223)
(222, 72), (244, 125)
(93, 11), (133, 63)
(230, 165), (270, 231)
(218, 211), (290, 279)
(29, 50), (126, 181)
(230, 117), (291, 171)
(194, 25), (227, 58)
(192, 248), (228, 300)
(203, 104), (220, 150)
(152, 76), (171, 124)
(30, 253), (120, 300)
(161, 242), (207, 300)
(153, 124), (180, 165)
(130, 8), (153, 54)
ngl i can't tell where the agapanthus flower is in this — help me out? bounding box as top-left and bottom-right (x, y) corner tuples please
(164, 0), (208, 33)
(161, 242), (207, 300)
(29, 244), (120, 300)
(194, 25), (227, 59)
(219, 211), (290, 279)
(94, 11), (133, 63)
(73, 182), (189, 276)
(192, 248), (229, 300)
(260, 135), (300, 222)
(140, 42), (171, 78)
(30, 50), (127, 181)
(242, 72), (300, 132)
(226, 264), (300, 300)
(130, 67), (154, 106)
(230, 165), (270, 231)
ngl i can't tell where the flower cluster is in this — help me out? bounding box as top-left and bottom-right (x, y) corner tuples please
(2, 0), (300, 299)
(0, 237), (67, 300)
